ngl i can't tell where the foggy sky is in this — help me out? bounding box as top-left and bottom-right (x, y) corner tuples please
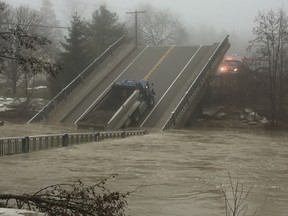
(7, 0), (287, 33)
(106, 0), (287, 36)
(6, 0), (288, 53)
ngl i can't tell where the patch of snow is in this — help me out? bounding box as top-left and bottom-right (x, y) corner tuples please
(0, 208), (44, 216)
(34, 86), (47, 90)
(19, 98), (27, 103)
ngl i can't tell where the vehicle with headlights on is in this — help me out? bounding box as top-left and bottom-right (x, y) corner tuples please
(217, 56), (243, 75)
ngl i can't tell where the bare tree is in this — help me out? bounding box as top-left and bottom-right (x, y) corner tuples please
(4, 5), (42, 95)
(136, 3), (188, 46)
(0, 2), (11, 60)
(248, 8), (288, 125)
(221, 173), (256, 216)
(0, 3), (59, 96)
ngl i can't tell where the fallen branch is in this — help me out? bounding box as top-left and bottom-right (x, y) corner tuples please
(0, 176), (131, 216)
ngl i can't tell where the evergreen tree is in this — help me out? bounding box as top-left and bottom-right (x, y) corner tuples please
(87, 5), (125, 55)
(50, 13), (88, 96)
(49, 5), (126, 96)
(40, 0), (63, 54)
(62, 13), (88, 77)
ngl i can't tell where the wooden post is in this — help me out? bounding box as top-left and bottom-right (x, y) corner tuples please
(62, 134), (69, 147)
(21, 137), (29, 153)
(121, 131), (126, 138)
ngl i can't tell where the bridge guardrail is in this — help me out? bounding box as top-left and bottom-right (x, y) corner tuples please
(28, 36), (127, 124)
(0, 130), (147, 157)
(162, 35), (230, 130)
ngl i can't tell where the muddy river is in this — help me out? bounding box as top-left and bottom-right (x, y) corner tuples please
(0, 128), (287, 216)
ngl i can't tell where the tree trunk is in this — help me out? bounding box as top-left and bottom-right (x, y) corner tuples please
(11, 60), (17, 95)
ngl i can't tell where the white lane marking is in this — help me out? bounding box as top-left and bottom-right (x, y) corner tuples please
(140, 45), (203, 127)
(74, 46), (149, 124)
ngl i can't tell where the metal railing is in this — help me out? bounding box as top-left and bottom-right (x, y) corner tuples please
(28, 36), (127, 124)
(162, 35), (230, 130)
(0, 130), (147, 157)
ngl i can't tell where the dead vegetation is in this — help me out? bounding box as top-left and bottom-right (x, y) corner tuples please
(0, 176), (130, 216)
(221, 173), (257, 216)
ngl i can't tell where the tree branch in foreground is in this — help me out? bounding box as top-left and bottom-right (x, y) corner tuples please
(0, 176), (133, 216)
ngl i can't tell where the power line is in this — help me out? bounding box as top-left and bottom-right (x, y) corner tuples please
(0, 22), (69, 29)
(8, 0), (133, 12)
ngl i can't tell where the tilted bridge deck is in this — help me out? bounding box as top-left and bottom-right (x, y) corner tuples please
(30, 36), (230, 130)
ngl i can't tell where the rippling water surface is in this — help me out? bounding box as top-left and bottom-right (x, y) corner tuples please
(0, 129), (288, 216)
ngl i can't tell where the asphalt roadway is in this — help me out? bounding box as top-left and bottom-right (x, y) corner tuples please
(46, 43), (220, 129)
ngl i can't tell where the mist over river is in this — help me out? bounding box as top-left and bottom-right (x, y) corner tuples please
(0, 129), (287, 216)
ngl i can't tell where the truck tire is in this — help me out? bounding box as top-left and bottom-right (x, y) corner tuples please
(131, 110), (140, 122)
(147, 95), (155, 107)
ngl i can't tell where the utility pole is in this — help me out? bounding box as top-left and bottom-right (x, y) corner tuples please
(126, 10), (145, 46)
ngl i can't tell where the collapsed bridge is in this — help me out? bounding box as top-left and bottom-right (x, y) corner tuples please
(28, 35), (230, 130)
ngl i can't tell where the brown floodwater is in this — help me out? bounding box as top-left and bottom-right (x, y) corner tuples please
(0, 128), (287, 216)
